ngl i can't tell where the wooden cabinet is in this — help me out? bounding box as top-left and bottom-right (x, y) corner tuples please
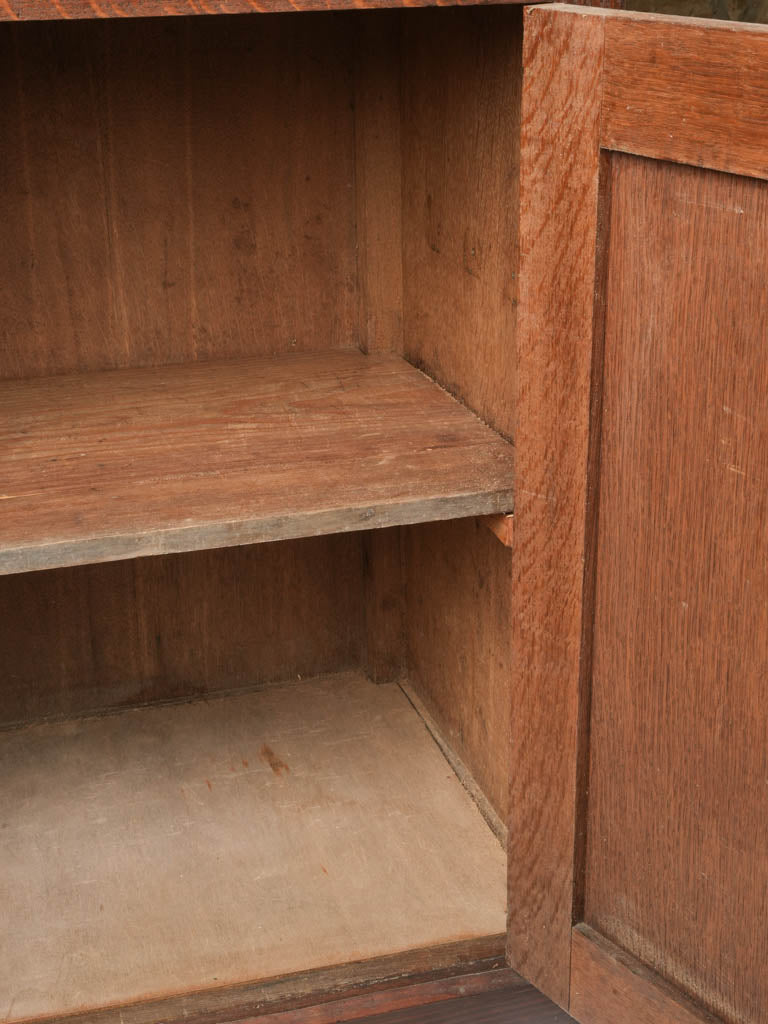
(1, 2), (766, 1023)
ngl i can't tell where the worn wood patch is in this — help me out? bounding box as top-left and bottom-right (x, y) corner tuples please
(0, 673), (507, 1024)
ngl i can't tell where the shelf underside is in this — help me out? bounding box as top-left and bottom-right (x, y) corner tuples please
(0, 673), (507, 1024)
(0, 350), (514, 575)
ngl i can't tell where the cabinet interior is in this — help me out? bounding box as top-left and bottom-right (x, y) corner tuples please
(0, 7), (521, 1022)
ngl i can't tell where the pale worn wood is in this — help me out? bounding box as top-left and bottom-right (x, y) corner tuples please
(599, 8), (768, 180)
(0, 538), (365, 726)
(0, 673), (507, 1024)
(0, 0), (527, 20)
(400, 680), (507, 846)
(570, 927), (723, 1024)
(509, 5), (605, 1006)
(0, 350), (515, 574)
(399, 4), (521, 827)
(585, 155), (768, 1023)
(0, 14), (357, 380)
(354, 13), (403, 356)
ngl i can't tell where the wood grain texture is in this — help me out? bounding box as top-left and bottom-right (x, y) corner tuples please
(570, 926), (723, 1024)
(509, 5), (605, 1005)
(0, 674), (507, 1024)
(399, 4), (521, 825)
(482, 513), (514, 548)
(240, 968), (527, 1024)
(116, 944), (510, 1024)
(363, 527), (405, 684)
(585, 155), (768, 1024)
(401, 4), (521, 439)
(0, 0), (528, 21)
(350, 985), (573, 1024)
(0, 351), (515, 574)
(600, 9), (768, 180)
(0, 536), (364, 725)
(0, 14), (357, 380)
(400, 679), (507, 845)
(403, 518), (514, 822)
(354, 12), (403, 356)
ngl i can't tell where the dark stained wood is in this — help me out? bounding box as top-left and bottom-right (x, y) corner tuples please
(340, 985), (573, 1024)
(354, 12), (403, 356)
(399, 4), (521, 824)
(0, 14), (357, 380)
(238, 968), (528, 1024)
(585, 154), (768, 1023)
(401, 4), (521, 440)
(600, 8), (768, 180)
(570, 926), (723, 1024)
(403, 518), (514, 822)
(508, 6), (605, 1006)
(363, 527), (405, 684)
(0, 536), (364, 726)
(0, 0), (528, 21)
(0, 351), (515, 574)
(353, 15), (405, 687)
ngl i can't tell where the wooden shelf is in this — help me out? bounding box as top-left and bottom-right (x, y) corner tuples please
(0, 350), (514, 575)
(1, 0), (524, 21)
(0, 673), (507, 1024)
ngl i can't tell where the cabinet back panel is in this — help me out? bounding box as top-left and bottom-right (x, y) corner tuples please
(0, 536), (364, 726)
(586, 154), (768, 1022)
(0, 13), (357, 379)
(400, 6), (521, 821)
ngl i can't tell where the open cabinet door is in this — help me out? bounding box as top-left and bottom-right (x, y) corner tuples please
(511, 5), (768, 1022)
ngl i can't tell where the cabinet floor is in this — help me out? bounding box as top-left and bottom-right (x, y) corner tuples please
(0, 673), (506, 1023)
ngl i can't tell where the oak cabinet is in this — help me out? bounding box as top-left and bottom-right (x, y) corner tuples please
(1, 3), (766, 1023)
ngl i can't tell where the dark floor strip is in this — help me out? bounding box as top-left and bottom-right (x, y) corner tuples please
(356, 986), (573, 1024)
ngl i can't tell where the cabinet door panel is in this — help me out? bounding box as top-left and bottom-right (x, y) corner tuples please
(513, 8), (768, 1022)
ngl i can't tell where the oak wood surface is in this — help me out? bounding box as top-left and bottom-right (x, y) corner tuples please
(401, 5), (520, 441)
(354, 13), (403, 357)
(403, 518), (514, 822)
(570, 926), (723, 1024)
(80, 950), (511, 1024)
(601, 10), (768, 180)
(240, 967), (528, 1024)
(399, 4), (521, 824)
(482, 513), (514, 548)
(0, 14), (357, 380)
(0, 538), (364, 726)
(351, 985), (573, 1024)
(0, 673), (507, 1024)
(0, 0), (527, 21)
(585, 154), (768, 1023)
(363, 527), (405, 684)
(0, 350), (515, 574)
(508, 6), (604, 1005)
